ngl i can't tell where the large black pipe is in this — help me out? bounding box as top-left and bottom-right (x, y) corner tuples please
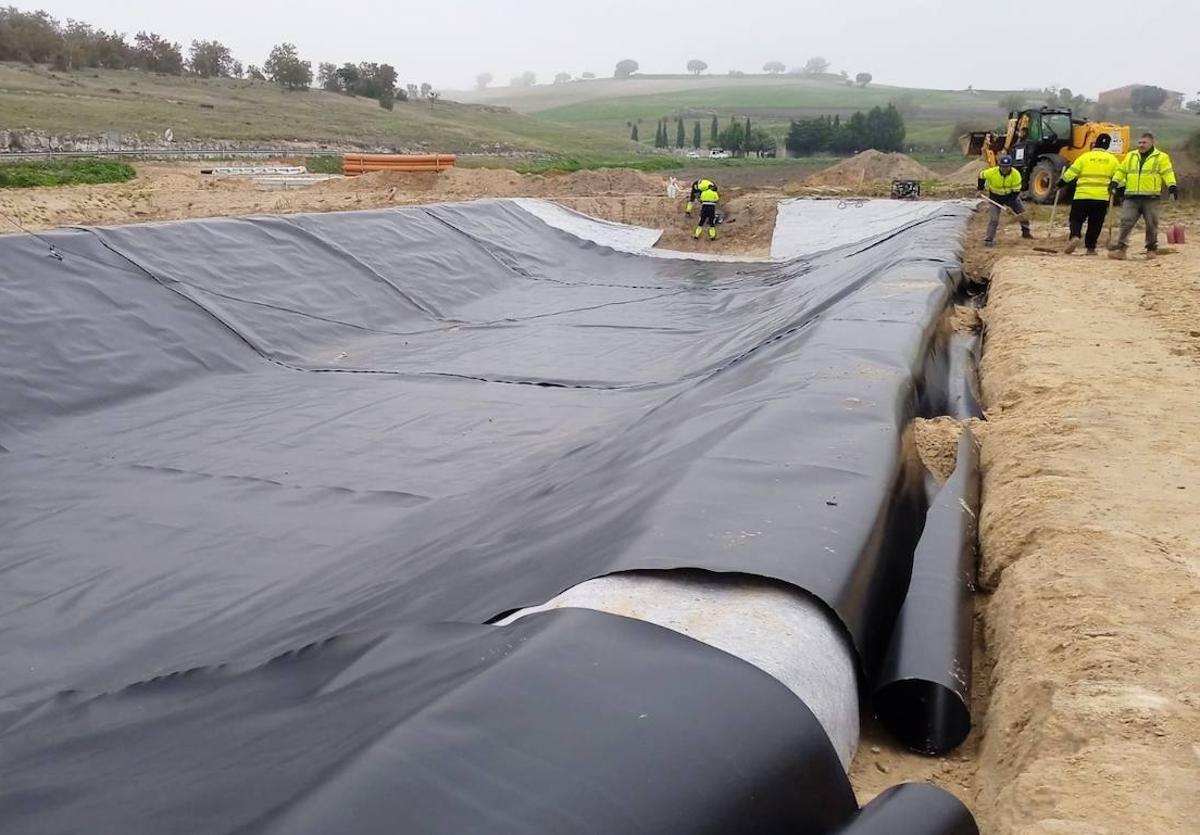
(872, 429), (979, 754)
(832, 783), (979, 835)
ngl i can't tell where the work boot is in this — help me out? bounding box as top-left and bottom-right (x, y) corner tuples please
(1085, 248), (1097, 256)
(1021, 226), (1034, 239)
(1108, 247), (1127, 260)
(1145, 249), (1157, 259)
(983, 240), (995, 248)
(1064, 238), (1080, 254)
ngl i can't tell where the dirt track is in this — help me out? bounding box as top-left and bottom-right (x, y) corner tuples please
(3, 164), (1197, 831)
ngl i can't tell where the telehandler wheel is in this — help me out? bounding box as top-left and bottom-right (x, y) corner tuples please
(1029, 160), (1061, 204)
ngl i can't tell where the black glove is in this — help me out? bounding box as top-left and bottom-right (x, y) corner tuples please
(1169, 185), (1178, 201)
(1055, 179), (1068, 190)
(1113, 187), (1125, 207)
(976, 179), (985, 192)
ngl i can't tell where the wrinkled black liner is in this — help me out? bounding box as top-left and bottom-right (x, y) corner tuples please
(0, 201), (976, 832)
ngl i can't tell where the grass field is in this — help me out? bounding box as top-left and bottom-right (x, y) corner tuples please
(457, 75), (1200, 154)
(2, 64), (1194, 170)
(0, 63), (640, 157)
(0, 157), (135, 188)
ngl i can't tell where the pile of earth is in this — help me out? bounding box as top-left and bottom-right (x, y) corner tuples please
(805, 150), (939, 187)
(945, 159), (987, 185)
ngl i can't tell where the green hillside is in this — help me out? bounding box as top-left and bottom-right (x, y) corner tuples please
(459, 75), (1200, 153)
(0, 63), (640, 157)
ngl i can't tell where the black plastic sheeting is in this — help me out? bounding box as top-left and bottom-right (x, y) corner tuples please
(1, 200), (976, 832)
(1, 609), (860, 835)
(874, 429), (981, 753)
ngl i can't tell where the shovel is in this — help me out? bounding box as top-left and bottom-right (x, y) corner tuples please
(1105, 194), (1117, 249)
(1032, 190), (1062, 253)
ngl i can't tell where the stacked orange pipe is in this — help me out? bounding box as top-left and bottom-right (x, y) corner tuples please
(342, 153), (457, 175)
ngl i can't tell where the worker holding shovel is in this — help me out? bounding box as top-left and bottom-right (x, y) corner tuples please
(1109, 132), (1178, 260)
(978, 155), (1033, 247)
(1056, 134), (1120, 256)
(685, 177), (715, 215)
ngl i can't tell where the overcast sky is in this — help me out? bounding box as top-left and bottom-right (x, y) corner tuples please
(29, 0), (1196, 97)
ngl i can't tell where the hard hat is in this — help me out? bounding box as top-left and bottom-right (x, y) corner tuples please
(998, 155), (1013, 166)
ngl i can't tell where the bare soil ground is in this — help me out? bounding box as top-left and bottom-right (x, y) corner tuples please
(5, 161), (1198, 831)
(0, 163), (775, 256)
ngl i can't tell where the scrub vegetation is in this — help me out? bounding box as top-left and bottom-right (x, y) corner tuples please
(0, 157), (135, 188)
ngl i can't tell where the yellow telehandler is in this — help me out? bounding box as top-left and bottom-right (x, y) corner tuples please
(963, 107), (1131, 203)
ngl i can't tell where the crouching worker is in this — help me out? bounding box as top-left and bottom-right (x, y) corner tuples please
(693, 183), (720, 240)
(685, 178), (714, 215)
(978, 155), (1032, 247)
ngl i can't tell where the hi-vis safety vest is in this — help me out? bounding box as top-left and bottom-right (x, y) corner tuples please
(981, 166), (1023, 197)
(700, 187), (719, 204)
(1112, 148), (1176, 197)
(1062, 150), (1119, 201)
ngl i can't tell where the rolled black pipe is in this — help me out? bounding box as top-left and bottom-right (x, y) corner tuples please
(947, 333), (982, 420)
(831, 783), (979, 835)
(872, 428), (979, 754)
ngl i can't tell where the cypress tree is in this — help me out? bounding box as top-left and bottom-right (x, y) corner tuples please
(631, 123), (639, 142)
(710, 114), (719, 143)
(745, 116), (752, 155)
(676, 118), (685, 148)
(693, 121), (701, 148)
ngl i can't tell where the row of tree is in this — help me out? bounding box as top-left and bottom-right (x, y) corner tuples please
(785, 105), (907, 155)
(0, 8), (222, 76)
(635, 114), (775, 156)
(0, 8), (442, 109)
(475, 58), (871, 89)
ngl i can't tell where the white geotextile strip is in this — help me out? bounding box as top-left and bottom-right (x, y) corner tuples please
(499, 572), (860, 770)
(770, 198), (954, 260)
(511, 198), (761, 262)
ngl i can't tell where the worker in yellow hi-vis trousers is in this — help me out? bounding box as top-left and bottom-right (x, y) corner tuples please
(693, 184), (720, 241)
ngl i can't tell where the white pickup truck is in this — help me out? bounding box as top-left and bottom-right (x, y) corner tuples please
(708, 148), (730, 159)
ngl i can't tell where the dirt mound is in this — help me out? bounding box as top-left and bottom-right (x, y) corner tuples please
(435, 167), (529, 197)
(549, 168), (665, 196)
(806, 150), (938, 187)
(945, 159), (987, 185)
(314, 170), (442, 193)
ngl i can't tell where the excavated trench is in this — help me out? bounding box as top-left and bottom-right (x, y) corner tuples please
(0, 197), (986, 834)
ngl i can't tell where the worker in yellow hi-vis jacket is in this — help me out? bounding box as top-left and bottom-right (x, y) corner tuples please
(977, 155), (1033, 247)
(1109, 131), (1178, 260)
(685, 178), (715, 215)
(1056, 133), (1120, 255)
(693, 184), (720, 241)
